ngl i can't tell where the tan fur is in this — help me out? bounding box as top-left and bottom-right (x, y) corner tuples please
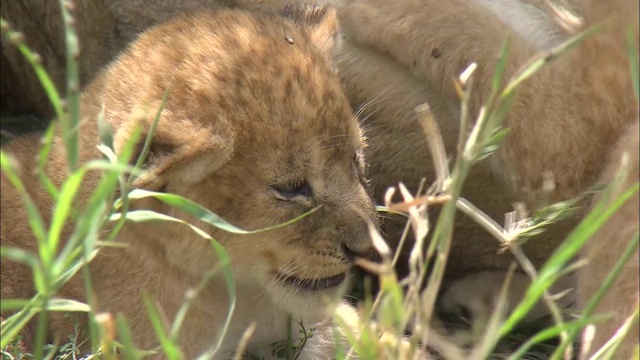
(337, 0), (637, 209)
(336, 0), (639, 356)
(333, 33), (575, 280)
(2, 0), (639, 357)
(0, 0), (118, 118)
(0, 0), (296, 120)
(1, 6), (382, 359)
(578, 119), (639, 359)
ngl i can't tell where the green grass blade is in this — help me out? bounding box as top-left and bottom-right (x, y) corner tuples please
(110, 210), (214, 239)
(97, 108), (114, 154)
(195, 238), (236, 360)
(0, 299), (30, 313)
(104, 124), (143, 242)
(57, 0), (81, 172)
(508, 315), (609, 360)
(491, 37), (512, 99)
(131, 90), (170, 181)
(500, 183), (638, 336)
(44, 168), (86, 270)
(0, 246), (38, 269)
(41, 298), (90, 313)
(116, 315), (142, 360)
(550, 232), (640, 359)
(36, 123), (60, 199)
(0, 296), (41, 348)
(1, 151), (47, 245)
(53, 249), (99, 289)
(111, 209), (237, 359)
(590, 305), (639, 360)
(120, 189), (320, 234)
(143, 294), (182, 360)
(0, 18), (64, 119)
(502, 23), (602, 96)
(82, 160), (143, 177)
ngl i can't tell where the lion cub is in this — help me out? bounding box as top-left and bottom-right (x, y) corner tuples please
(1, 5), (378, 359)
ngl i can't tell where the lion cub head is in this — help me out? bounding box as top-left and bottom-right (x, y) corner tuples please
(71, 5), (377, 320)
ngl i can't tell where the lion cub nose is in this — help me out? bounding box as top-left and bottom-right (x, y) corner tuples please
(340, 235), (375, 262)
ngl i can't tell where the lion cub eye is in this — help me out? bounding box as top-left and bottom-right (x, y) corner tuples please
(272, 180), (313, 201)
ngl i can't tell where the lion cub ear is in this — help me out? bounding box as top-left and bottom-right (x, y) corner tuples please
(116, 118), (235, 191)
(280, 3), (341, 63)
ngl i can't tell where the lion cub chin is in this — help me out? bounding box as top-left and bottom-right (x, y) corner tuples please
(0, 5), (379, 359)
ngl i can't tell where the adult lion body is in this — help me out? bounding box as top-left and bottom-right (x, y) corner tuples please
(1, 6), (380, 359)
(337, 0), (639, 356)
(1, 0), (638, 358)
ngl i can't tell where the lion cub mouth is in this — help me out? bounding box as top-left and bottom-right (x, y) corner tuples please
(278, 272), (347, 291)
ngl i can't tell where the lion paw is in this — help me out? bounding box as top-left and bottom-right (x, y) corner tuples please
(439, 270), (576, 325)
